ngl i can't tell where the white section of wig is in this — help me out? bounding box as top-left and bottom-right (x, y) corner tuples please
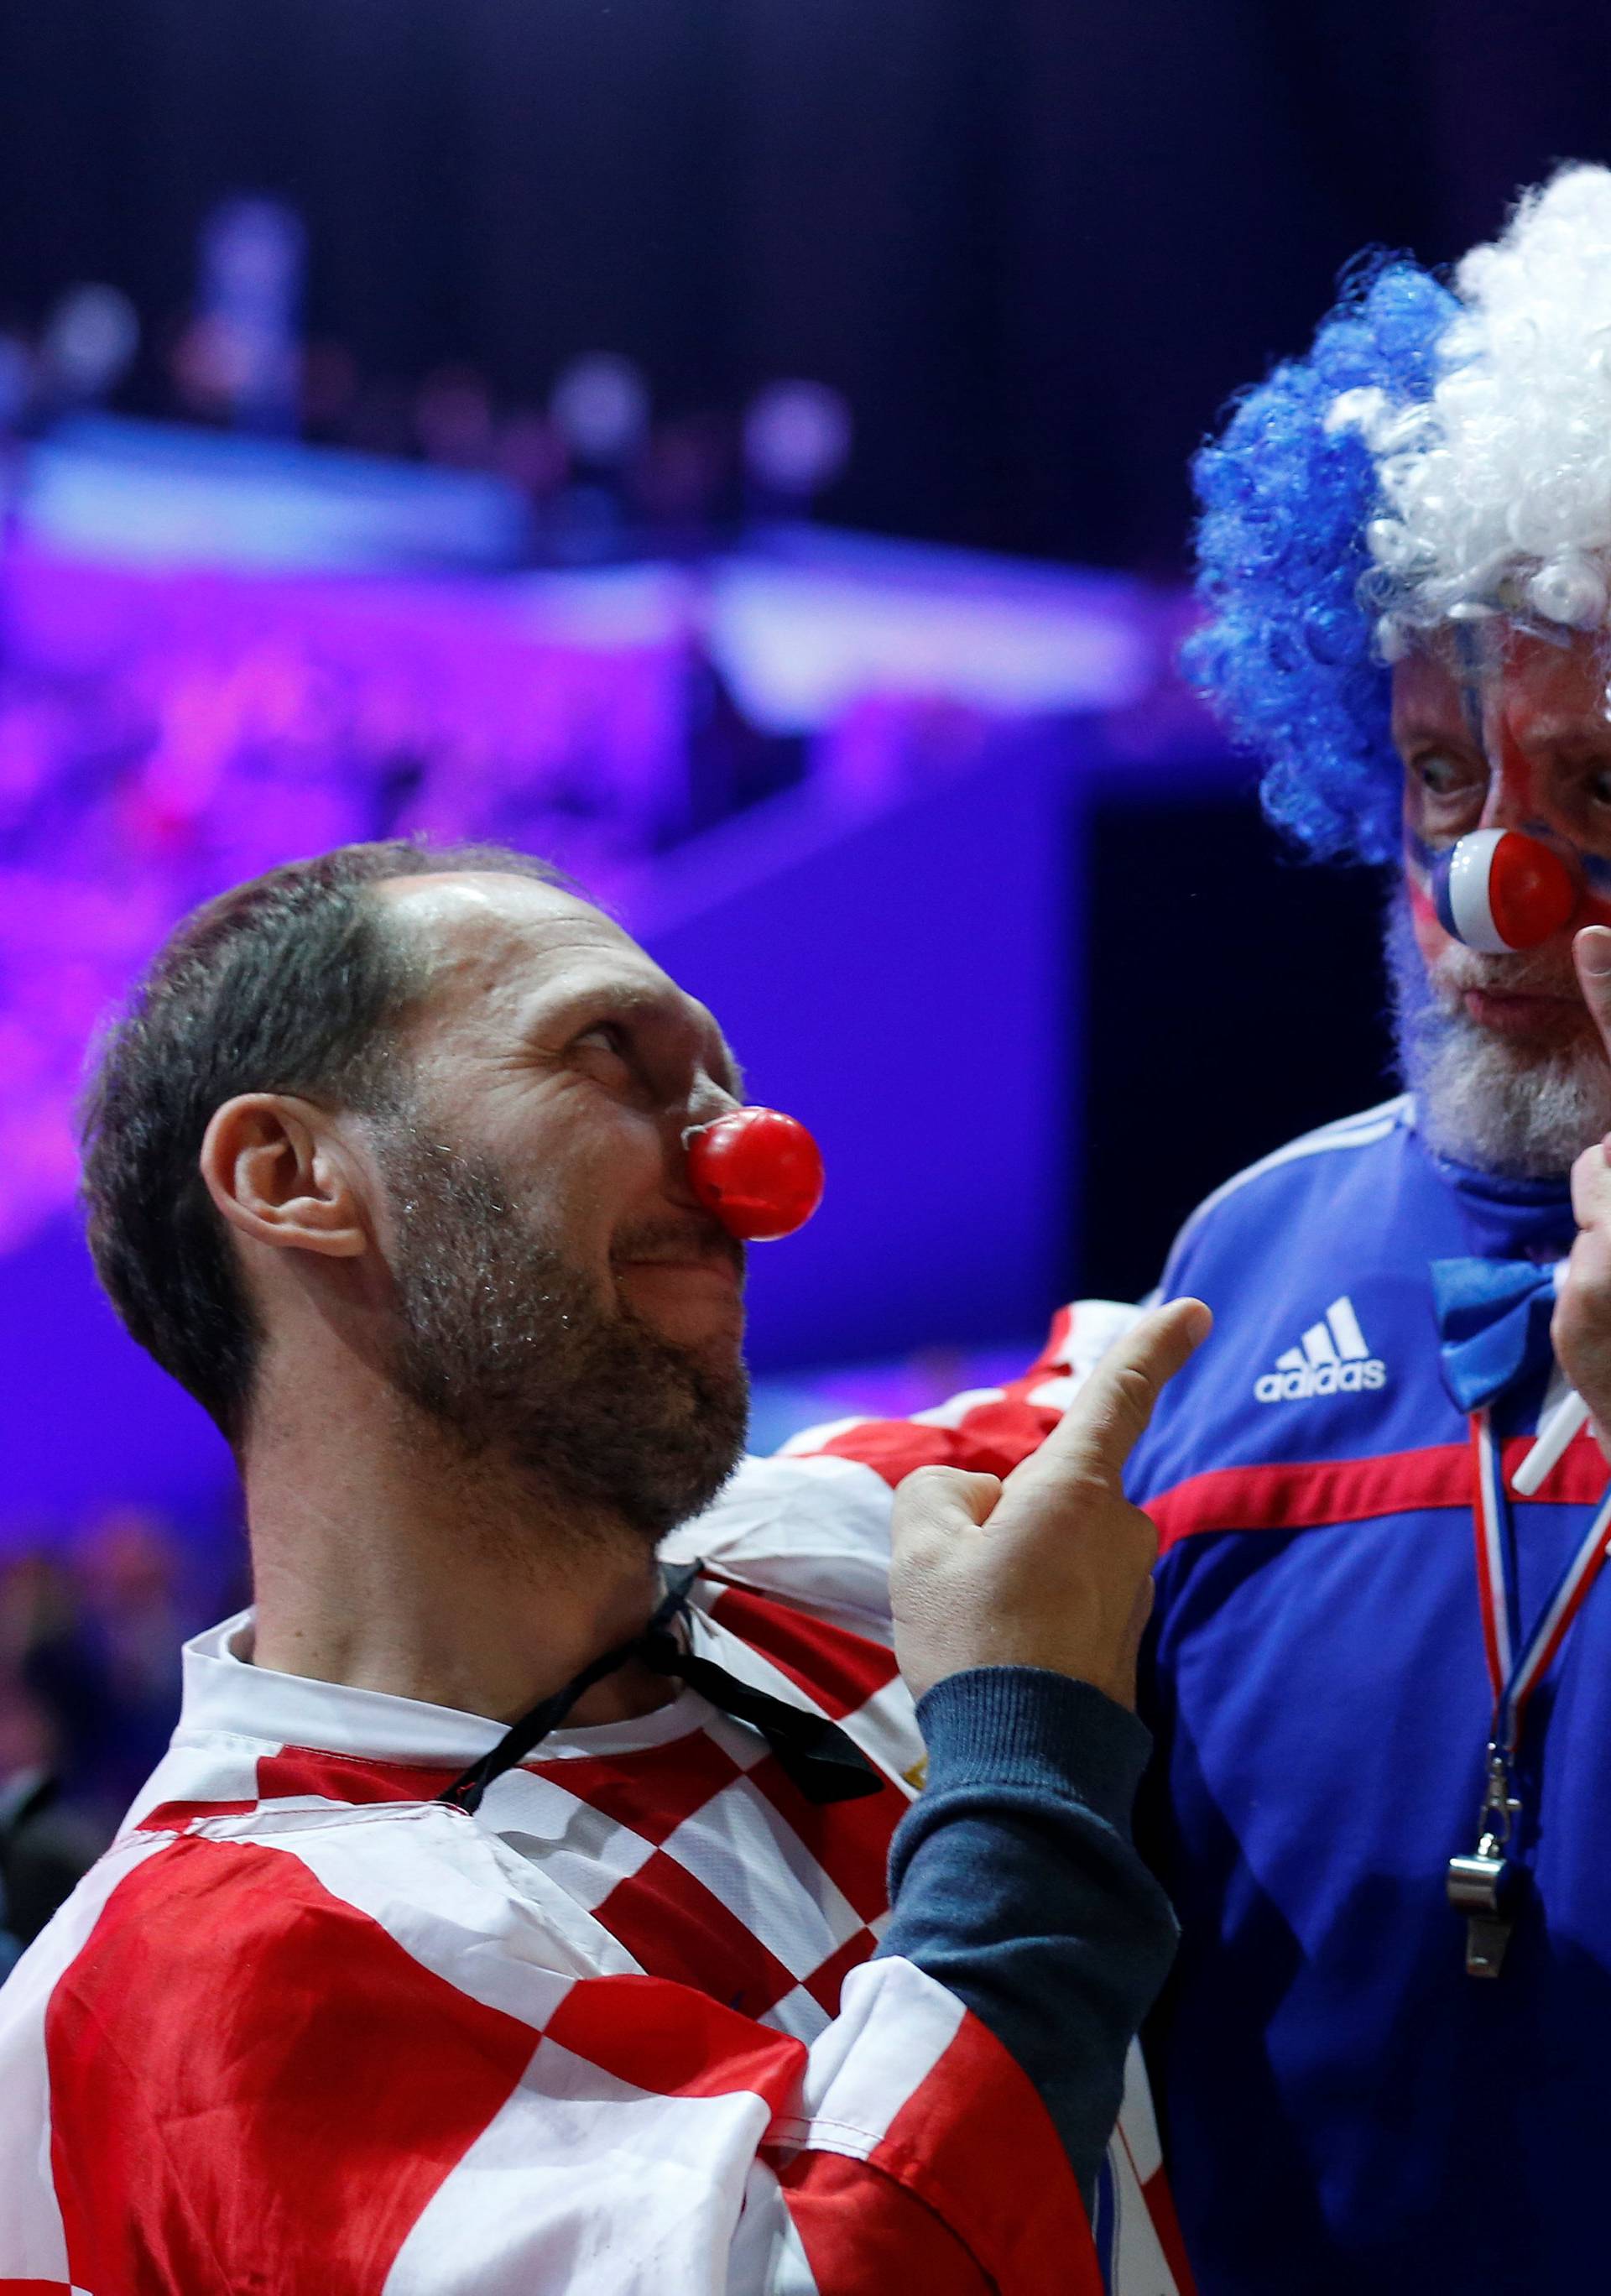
(1327, 165), (1611, 652)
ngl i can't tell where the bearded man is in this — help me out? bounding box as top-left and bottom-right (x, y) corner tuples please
(1114, 167), (1611, 2293)
(774, 164), (1611, 2295)
(0, 838), (1203, 2295)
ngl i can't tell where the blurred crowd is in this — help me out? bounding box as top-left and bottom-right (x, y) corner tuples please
(0, 1506), (244, 1975)
(0, 212), (854, 564)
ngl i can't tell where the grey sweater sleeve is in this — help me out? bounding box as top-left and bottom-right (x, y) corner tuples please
(875, 1666), (1178, 2205)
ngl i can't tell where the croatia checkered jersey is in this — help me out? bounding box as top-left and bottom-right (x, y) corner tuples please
(0, 1441), (1181, 2296)
(750, 1307), (1187, 2289)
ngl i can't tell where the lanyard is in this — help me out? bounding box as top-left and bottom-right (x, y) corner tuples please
(1449, 1410), (1611, 1976)
(436, 1562), (881, 1816)
(1469, 1408), (1611, 1757)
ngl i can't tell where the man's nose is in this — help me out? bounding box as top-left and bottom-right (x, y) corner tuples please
(663, 1077), (743, 1201)
(683, 1075), (743, 1132)
(1477, 752), (1541, 835)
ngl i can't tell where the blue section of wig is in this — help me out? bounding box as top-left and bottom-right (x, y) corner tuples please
(1185, 256), (1459, 864)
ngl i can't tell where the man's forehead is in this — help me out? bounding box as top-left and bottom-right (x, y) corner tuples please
(373, 872), (741, 1089)
(378, 870), (670, 1005)
(1394, 624), (1611, 725)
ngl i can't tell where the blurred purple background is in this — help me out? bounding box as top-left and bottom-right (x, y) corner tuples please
(0, 2), (1603, 1926)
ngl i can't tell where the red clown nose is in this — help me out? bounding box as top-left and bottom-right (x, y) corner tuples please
(685, 1109), (825, 1241)
(1431, 827), (1577, 953)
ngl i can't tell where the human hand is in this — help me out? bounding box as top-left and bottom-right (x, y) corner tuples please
(887, 1297), (1212, 1711)
(1553, 926), (1611, 1458)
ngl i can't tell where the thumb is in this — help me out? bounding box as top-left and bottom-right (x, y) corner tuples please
(891, 1465), (1004, 1547)
(1004, 1297), (1212, 1505)
(1573, 926), (1611, 1061)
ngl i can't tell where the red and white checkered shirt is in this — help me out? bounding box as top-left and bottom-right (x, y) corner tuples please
(0, 1333), (1182, 2296)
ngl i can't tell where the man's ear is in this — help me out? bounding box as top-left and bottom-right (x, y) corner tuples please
(199, 1094), (371, 1260)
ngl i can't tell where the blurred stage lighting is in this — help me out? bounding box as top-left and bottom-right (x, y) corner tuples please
(191, 196), (305, 435)
(0, 336), (34, 432)
(743, 380), (852, 500)
(550, 352), (650, 465)
(40, 287), (138, 406)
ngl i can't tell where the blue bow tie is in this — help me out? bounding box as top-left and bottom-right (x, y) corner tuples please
(1431, 1256), (1561, 1414)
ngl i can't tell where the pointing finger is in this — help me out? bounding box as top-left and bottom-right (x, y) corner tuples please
(1572, 926), (1611, 1069)
(1570, 1135), (1611, 1234)
(1553, 1225), (1611, 1438)
(1004, 1297), (1212, 1504)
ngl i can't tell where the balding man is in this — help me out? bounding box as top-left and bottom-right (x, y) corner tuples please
(0, 839), (1199, 2296)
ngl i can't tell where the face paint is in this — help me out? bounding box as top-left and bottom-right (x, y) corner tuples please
(1451, 618), (1499, 750)
(1403, 623), (1611, 948)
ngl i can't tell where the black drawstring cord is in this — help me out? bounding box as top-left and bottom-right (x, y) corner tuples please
(439, 1563), (883, 1814)
(637, 1633), (884, 1803)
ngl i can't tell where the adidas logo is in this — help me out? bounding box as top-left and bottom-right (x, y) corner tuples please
(1254, 1296), (1386, 1403)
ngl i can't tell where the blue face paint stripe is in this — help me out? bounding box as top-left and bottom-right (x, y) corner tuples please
(1451, 622), (1494, 752)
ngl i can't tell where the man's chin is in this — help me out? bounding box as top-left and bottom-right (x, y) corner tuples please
(1389, 895), (1611, 1178)
(1413, 1008), (1611, 1177)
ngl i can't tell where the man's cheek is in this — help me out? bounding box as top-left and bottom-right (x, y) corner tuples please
(569, 1111), (682, 1242)
(1403, 864), (1457, 971)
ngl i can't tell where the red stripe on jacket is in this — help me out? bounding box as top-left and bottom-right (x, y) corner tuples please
(1148, 1429), (1610, 1552)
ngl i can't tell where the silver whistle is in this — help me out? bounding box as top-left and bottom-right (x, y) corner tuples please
(1446, 1838), (1518, 1977)
(1447, 1748), (1523, 1978)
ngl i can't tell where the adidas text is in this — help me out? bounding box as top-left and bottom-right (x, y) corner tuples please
(1255, 1359), (1385, 1403)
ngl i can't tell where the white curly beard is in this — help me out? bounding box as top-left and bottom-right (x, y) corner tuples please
(1386, 890), (1611, 1177)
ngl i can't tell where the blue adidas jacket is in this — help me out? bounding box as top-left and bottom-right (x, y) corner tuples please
(1127, 1095), (1611, 2296)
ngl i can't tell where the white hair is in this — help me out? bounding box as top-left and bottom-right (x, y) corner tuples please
(1327, 165), (1611, 658)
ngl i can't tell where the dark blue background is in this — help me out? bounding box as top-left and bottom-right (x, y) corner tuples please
(0, 0), (1604, 571)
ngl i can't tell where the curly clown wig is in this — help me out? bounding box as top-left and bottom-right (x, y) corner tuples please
(1186, 164), (1611, 866)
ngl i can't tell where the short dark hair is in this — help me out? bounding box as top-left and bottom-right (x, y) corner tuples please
(81, 838), (574, 1441)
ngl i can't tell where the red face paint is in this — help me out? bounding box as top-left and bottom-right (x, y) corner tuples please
(1395, 627), (1611, 991)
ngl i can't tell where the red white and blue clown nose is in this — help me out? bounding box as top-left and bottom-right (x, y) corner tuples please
(1431, 828), (1578, 953)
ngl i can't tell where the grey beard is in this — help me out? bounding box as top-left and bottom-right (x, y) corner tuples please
(1386, 890), (1611, 1178)
(375, 1119), (749, 1547)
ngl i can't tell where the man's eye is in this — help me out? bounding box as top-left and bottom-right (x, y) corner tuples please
(1415, 751), (1473, 798)
(1588, 766), (1611, 810)
(574, 1023), (629, 1060)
